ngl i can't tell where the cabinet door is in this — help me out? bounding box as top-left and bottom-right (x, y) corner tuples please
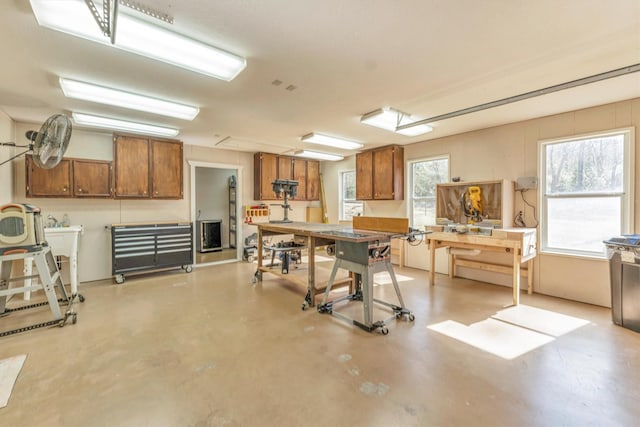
(73, 159), (112, 197)
(373, 147), (395, 199)
(355, 151), (373, 200)
(26, 155), (72, 197)
(114, 135), (150, 198)
(306, 160), (320, 200)
(150, 139), (183, 199)
(278, 156), (293, 180)
(292, 159), (307, 200)
(254, 152), (278, 200)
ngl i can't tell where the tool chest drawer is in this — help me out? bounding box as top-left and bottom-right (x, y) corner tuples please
(111, 222), (193, 283)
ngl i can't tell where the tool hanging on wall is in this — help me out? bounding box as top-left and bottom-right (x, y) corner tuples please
(460, 186), (484, 224)
(319, 173), (328, 223)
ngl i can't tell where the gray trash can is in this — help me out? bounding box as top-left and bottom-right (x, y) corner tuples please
(604, 236), (640, 333)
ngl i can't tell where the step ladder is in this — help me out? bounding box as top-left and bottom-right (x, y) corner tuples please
(0, 246), (77, 337)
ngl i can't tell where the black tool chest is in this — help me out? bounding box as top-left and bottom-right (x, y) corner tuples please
(111, 222), (193, 283)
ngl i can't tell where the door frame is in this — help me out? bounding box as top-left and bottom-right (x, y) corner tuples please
(188, 160), (243, 266)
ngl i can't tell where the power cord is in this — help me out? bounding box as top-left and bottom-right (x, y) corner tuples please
(515, 189), (539, 227)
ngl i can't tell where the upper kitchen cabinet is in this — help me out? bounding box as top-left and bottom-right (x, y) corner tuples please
(150, 139), (183, 198)
(356, 145), (404, 200)
(355, 150), (373, 200)
(26, 155), (72, 197)
(305, 160), (320, 201)
(292, 158), (307, 200)
(113, 134), (183, 199)
(253, 152), (321, 201)
(26, 155), (113, 198)
(73, 159), (112, 197)
(254, 152), (279, 200)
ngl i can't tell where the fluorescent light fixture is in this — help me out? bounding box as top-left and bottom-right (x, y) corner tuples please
(361, 107), (433, 136)
(30, 0), (246, 81)
(300, 133), (363, 150)
(60, 78), (199, 120)
(72, 112), (179, 137)
(294, 150), (344, 161)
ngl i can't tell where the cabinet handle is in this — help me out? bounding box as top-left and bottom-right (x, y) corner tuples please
(63, 187), (67, 192)
(78, 188), (83, 192)
(154, 191), (158, 195)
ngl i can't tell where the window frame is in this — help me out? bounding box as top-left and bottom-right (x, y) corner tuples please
(407, 154), (450, 228)
(538, 127), (634, 258)
(339, 170), (363, 221)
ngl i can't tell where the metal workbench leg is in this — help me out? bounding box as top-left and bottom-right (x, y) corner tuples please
(386, 261), (406, 308)
(0, 259), (11, 313)
(362, 268), (373, 328)
(307, 236), (316, 307)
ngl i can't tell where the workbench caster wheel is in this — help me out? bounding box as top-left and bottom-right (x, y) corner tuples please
(251, 271), (261, 284)
(380, 327), (389, 335)
(301, 301), (309, 311)
(115, 274), (125, 284)
(183, 265), (193, 273)
(408, 313), (415, 322)
(71, 313), (77, 324)
(78, 294), (85, 303)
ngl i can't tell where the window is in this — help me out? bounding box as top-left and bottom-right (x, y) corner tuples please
(340, 170), (363, 220)
(539, 128), (634, 257)
(409, 156), (449, 228)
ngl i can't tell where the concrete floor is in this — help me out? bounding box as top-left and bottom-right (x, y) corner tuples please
(1, 261), (639, 427)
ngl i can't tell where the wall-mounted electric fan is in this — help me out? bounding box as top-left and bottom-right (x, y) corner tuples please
(0, 114), (72, 169)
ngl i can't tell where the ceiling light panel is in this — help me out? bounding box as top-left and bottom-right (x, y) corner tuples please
(300, 133), (363, 150)
(361, 107), (433, 136)
(60, 78), (199, 120)
(72, 112), (179, 137)
(30, 0), (246, 81)
(294, 150), (344, 161)
(216, 137), (293, 154)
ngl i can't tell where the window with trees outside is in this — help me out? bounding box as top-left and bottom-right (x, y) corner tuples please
(340, 170), (363, 220)
(409, 156), (449, 228)
(539, 128), (634, 257)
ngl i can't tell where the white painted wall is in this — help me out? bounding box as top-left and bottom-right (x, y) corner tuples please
(322, 97), (640, 307)
(9, 124), (261, 284)
(0, 110), (14, 205)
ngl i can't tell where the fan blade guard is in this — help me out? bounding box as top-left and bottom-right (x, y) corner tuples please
(32, 114), (72, 169)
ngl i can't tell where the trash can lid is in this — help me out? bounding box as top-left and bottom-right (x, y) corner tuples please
(604, 235), (640, 247)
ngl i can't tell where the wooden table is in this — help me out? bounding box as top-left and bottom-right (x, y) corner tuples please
(253, 221), (407, 309)
(425, 228), (537, 305)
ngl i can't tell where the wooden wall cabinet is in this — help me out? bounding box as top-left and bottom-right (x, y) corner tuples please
(74, 159), (112, 197)
(292, 158), (307, 200)
(254, 153), (320, 201)
(26, 156), (72, 197)
(26, 155), (112, 198)
(254, 152), (278, 200)
(113, 134), (183, 199)
(356, 145), (404, 200)
(151, 139), (183, 198)
(306, 160), (320, 200)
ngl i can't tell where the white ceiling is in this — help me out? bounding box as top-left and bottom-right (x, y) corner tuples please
(1, 0), (639, 157)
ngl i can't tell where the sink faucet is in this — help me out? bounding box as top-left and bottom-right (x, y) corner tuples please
(47, 214), (59, 228)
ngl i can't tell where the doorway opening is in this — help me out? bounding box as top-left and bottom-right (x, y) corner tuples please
(189, 160), (243, 266)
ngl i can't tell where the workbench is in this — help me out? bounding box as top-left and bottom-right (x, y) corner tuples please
(425, 228), (537, 305)
(253, 222), (354, 309)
